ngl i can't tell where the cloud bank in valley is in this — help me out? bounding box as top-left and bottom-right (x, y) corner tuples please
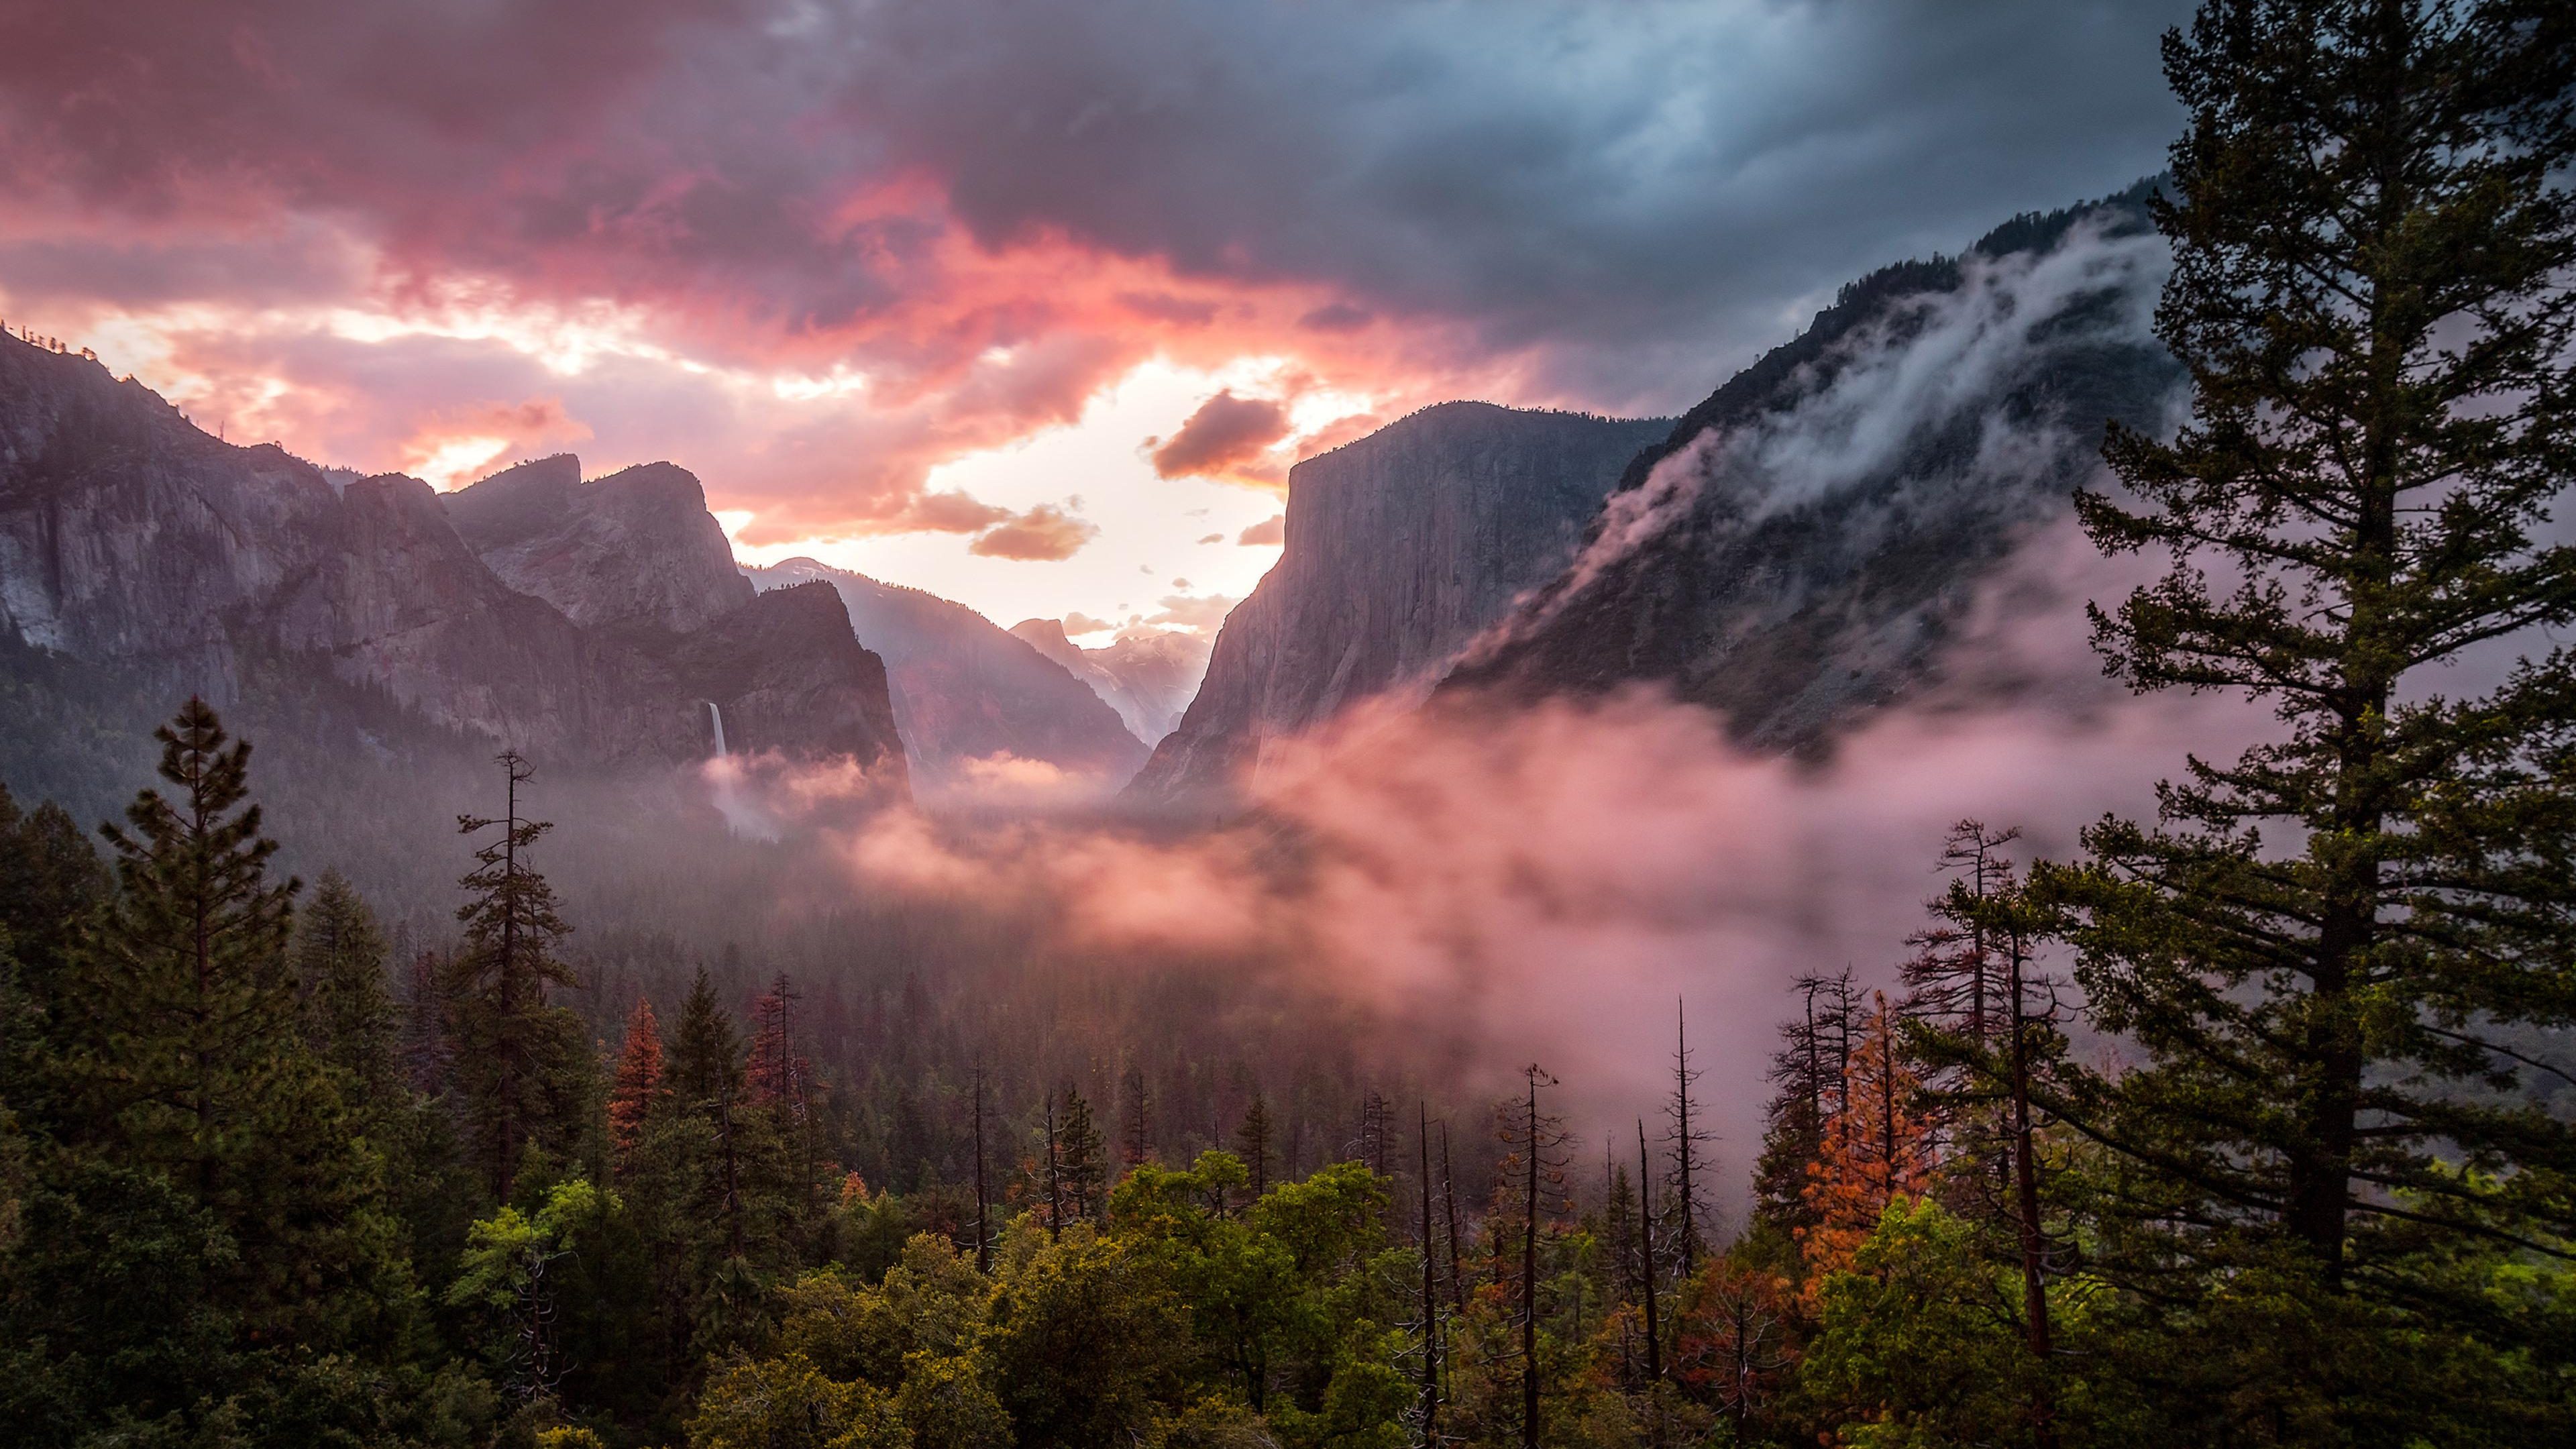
(702, 515), (2264, 1205)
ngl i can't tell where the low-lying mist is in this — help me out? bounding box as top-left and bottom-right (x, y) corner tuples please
(698, 517), (2266, 1210)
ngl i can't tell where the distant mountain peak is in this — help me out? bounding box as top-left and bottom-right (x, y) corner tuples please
(745, 559), (1148, 794)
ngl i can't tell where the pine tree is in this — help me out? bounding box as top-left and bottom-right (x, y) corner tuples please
(1797, 992), (1936, 1289)
(1635, 1120), (1662, 1387)
(25, 700), (412, 1395)
(1236, 1094), (1276, 1198)
(292, 869), (399, 1097)
(447, 751), (585, 1198)
(1666, 1002), (1713, 1276)
(668, 967), (745, 1110)
(66, 700), (301, 1197)
(1357, 1087), (1389, 1177)
(747, 973), (803, 1109)
(0, 782), (106, 985)
(1060, 1085), (1106, 1222)
(1499, 1065), (1569, 1449)
(2048, 0), (2576, 1375)
(608, 998), (667, 1167)
(1120, 1065), (1150, 1167)
(1753, 971), (1856, 1239)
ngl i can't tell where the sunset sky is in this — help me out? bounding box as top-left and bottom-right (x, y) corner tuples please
(0, 0), (2190, 639)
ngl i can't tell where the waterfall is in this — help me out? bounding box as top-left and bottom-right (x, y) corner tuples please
(706, 700), (729, 758)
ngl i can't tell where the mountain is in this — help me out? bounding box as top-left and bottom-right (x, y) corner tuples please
(443, 454), (753, 643)
(1447, 180), (2183, 748)
(745, 557), (1150, 793)
(0, 333), (907, 834)
(1008, 618), (1211, 746)
(1122, 401), (1670, 804)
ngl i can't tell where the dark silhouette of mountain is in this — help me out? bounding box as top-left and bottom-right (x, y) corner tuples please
(1008, 617), (1210, 745)
(1448, 180), (2184, 749)
(746, 557), (1149, 793)
(1122, 401), (1669, 804)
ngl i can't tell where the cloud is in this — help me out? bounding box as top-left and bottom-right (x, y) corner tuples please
(967, 502), (1101, 560)
(0, 0), (2198, 581)
(894, 490), (1015, 533)
(1144, 592), (1240, 636)
(1297, 302), (1373, 334)
(1236, 514), (1285, 547)
(679, 517), (2264, 1198)
(1061, 611), (1114, 635)
(1148, 389), (1293, 483)
(1197, 532), (1224, 545)
(397, 396), (590, 487)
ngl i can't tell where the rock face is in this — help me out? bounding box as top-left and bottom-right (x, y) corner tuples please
(445, 455), (754, 642)
(0, 334), (905, 785)
(1124, 401), (1669, 802)
(746, 557), (1148, 790)
(660, 581), (907, 785)
(1008, 618), (1211, 746)
(1448, 181), (2183, 749)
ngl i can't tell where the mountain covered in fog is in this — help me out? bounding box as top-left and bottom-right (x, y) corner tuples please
(746, 557), (1150, 792)
(1448, 181), (2183, 746)
(1123, 401), (1670, 804)
(0, 335), (908, 840)
(1008, 617), (1210, 746)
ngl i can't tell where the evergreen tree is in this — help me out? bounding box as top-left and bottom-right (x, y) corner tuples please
(668, 967), (745, 1110)
(608, 997), (667, 1168)
(5, 700), (419, 1440)
(1752, 971), (1856, 1242)
(292, 869), (400, 1097)
(1796, 993), (1935, 1293)
(1666, 1002), (1713, 1275)
(1236, 1094), (1276, 1199)
(2047, 0), (2576, 1425)
(1059, 1085), (1106, 1222)
(0, 782), (105, 984)
(1120, 1065), (1150, 1167)
(447, 751), (588, 1199)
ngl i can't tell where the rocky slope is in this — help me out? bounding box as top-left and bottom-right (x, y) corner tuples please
(444, 454), (753, 643)
(1123, 401), (1668, 803)
(1008, 618), (1210, 746)
(1448, 180), (2182, 749)
(746, 557), (1148, 791)
(0, 334), (905, 788)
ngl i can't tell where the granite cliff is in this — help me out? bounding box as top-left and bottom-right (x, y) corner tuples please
(1123, 401), (1668, 803)
(444, 454), (753, 643)
(0, 334), (905, 792)
(1448, 180), (2184, 750)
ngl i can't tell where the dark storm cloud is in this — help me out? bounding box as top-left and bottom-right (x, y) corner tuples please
(0, 0), (2193, 409)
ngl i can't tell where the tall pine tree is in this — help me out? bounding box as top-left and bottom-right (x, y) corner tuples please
(8, 700), (417, 1439)
(2050, 0), (2576, 1432)
(447, 751), (587, 1199)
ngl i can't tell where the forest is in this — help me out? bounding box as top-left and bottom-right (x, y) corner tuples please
(4, 3), (2576, 1446)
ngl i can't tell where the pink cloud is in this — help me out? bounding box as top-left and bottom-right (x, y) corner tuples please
(967, 502), (1099, 561)
(1147, 390), (1291, 485)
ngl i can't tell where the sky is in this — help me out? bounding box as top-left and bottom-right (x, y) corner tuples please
(0, 0), (2194, 641)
